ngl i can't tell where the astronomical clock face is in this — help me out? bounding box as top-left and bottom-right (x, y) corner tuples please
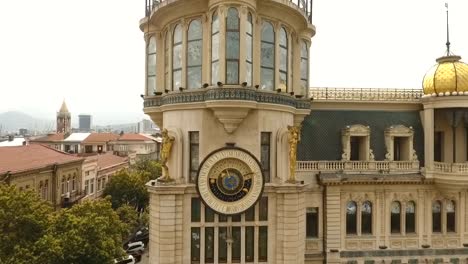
(197, 148), (264, 215)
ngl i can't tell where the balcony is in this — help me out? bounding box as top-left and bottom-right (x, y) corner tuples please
(144, 0), (313, 23)
(433, 162), (468, 174)
(309, 87), (423, 102)
(297, 160), (420, 174)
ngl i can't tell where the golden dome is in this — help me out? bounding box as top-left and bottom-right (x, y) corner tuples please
(422, 55), (468, 95)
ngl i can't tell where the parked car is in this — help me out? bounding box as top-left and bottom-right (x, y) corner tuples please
(125, 241), (145, 254)
(131, 227), (149, 244)
(130, 249), (143, 263)
(114, 255), (135, 264)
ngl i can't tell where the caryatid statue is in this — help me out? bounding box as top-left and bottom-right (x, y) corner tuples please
(287, 125), (301, 183)
(158, 129), (175, 182)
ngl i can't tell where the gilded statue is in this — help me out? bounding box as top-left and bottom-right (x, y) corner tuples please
(158, 128), (175, 182)
(287, 125), (301, 183)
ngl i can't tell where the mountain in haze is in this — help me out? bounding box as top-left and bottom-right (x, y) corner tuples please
(0, 111), (54, 133)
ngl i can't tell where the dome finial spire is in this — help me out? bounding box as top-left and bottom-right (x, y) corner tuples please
(445, 2), (451, 56)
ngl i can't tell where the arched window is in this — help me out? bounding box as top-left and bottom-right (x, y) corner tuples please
(147, 36), (157, 95)
(391, 201), (401, 234)
(261, 22), (275, 90)
(172, 24), (183, 90)
(446, 200), (456, 232)
(187, 19), (203, 89)
(211, 12), (220, 85)
(361, 201), (372, 234)
(279, 27), (288, 91)
(432, 200), (442, 233)
(165, 31), (170, 89)
(300, 41), (309, 97)
(245, 12), (253, 86)
(346, 201), (357, 235)
(405, 201), (416, 233)
(226, 7), (240, 84)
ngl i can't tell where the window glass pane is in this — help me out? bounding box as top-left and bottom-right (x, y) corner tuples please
(259, 197), (268, 221)
(261, 22), (274, 42)
(211, 34), (219, 61)
(218, 227), (227, 263)
(391, 201), (401, 234)
(261, 68), (274, 90)
(148, 36), (156, 53)
(279, 72), (287, 89)
(147, 77), (156, 94)
(188, 19), (202, 41)
(226, 61), (239, 84)
(205, 227), (214, 263)
(280, 27), (287, 47)
(205, 206), (214, 222)
(226, 8), (239, 30)
(191, 227), (200, 261)
(406, 201), (416, 233)
(212, 13), (219, 33)
(245, 206), (255, 221)
(232, 227), (241, 263)
(191, 198), (200, 222)
(301, 41), (308, 58)
(245, 226), (254, 262)
(432, 201), (441, 232)
(211, 61), (219, 85)
(172, 44), (182, 69)
(447, 200), (456, 232)
(261, 42), (275, 68)
(259, 226), (268, 261)
(232, 214), (241, 222)
(306, 207), (318, 238)
(246, 35), (252, 62)
(219, 213), (227, 222)
(188, 40), (202, 66)
(226, 32), (240, 59)
(172, 69), (182, 90)
(301, 58), (308, 79)
(187, 67), (202, 89)
(280, 47), (288, 72)
(361, 201), (372, 234)
(346, 201), (357, 234)
(173, 24), (182, 44)
(245, 62), (252, 86)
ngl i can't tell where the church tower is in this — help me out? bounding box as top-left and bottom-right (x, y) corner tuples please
(56, 100), (71, 134)
(140, 0), (315, 263)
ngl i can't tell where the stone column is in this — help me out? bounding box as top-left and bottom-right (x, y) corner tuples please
(147, 182), (186, 264)
(423, 108), (434, 174)
(324, 186), (341, 264)
(275, 184), (306, 264)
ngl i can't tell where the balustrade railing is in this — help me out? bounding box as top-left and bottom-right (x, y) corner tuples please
(296, 160), (420, 172)
(309, 87), (423, 102)
(433, 162), (468, 173)
(145, 0), (313, 23)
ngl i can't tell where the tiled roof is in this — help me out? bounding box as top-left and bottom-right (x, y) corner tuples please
(82, 133), (119, 144)
(95, 153), (128, 169)
(31, 133), (65, 142)
(0, 145), (83, 174)
(117, 133), (152, 141)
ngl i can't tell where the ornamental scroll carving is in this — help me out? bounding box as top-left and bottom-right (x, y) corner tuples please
(157, 128), (175, 182)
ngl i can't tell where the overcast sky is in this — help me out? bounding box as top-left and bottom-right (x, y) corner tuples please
(0, 0), (467, 124)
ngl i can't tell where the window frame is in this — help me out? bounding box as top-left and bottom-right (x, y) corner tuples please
(279, 26), (288, 92)
(186, 19), (203, 89)
(172, 24), (183, 91)
(225, 7), (240, 84)
(260, 21), (275, 91)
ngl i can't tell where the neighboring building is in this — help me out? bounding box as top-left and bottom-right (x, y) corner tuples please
(78, 114), (92, 132)
(30, 133), (65, 151)
(81, 133), (119, 154)
(140, 1), (468, 264)
(63, 132), (91, 153)
(81, 153), (129, 200)
(18, 128), (28, 136)
(56, 100), (71, 134)
(137, 119), (159, 134)
(110, 133), (158, 160)
(0, 144), (84, 209)
(0, 136), (25, 147)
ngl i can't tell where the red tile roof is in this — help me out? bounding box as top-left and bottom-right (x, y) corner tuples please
(117, 133), (152, 141)
(0, 145), (83, 174)
(82, 133), (119, 144)
(31, 133), (65, 142)
(95, 153), (128, 169)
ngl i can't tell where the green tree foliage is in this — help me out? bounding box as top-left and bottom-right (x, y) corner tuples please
(116, 204), (140, 238)
(131, 158), (162, 181)
(103, 169), (149, 211)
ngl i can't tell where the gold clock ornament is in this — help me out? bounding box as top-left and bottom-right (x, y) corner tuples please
(197, 147), (264, 215)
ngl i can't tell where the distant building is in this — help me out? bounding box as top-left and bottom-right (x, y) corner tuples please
(56, 100), (71, 134)
(0, 136), (25, 147)
(78, 114), (92, 132)
(0, 144), (84, 209)
(18, 128), (28, 136)
(137, 119), (159, 134)
(81, 133), (119, 153)
(63, 133), (90, 153)
(29, 133), (65, 151)
(110, 133), (159, 160)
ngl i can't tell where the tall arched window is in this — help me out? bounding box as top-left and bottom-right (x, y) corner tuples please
(165, 31), (170, 90)
(446, 200), (456, 232)
(279, 27), (288, 91)
(187, 19), (203, 89)
(432, 200), (442, 233)
(245, 12), (253, 86)
(391, 201), (401, 234)
(172, 24), (183, 90)
(405, 201), (416, 233)
(300, 40), (309, 97)
(211, 12), (220, 85)
(361, 201), (372, 234)
(261, 22), (275, 90)
(346, 201), (357, 235)
(226, 8), (240, 84)
(147, 36), (157, 95)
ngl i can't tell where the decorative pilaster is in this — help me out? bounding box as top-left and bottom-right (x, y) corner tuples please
(325, 186), (341, 264)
